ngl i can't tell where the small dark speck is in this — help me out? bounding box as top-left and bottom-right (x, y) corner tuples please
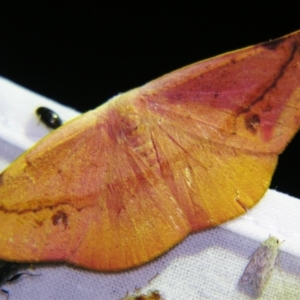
(52, 210), (68, 228)
(35, 220), (44, 227)
(262, 103), (272, 112)
(175, 93), (183, 99)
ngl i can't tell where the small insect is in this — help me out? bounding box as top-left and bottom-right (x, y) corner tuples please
(36, 107), (62, 129)
(121, 290), (164, 300)
(238, 236), (280, 298)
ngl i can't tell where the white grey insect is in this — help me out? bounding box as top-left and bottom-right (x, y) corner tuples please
(238, 236), (280, 298)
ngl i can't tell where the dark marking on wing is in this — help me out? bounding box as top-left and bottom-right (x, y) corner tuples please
(52, 210), (68, 228)
(237, 42), (297, 115)
(245, 114), (261, 133)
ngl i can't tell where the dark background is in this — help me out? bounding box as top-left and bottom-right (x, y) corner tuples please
(1, 2), (300, 198)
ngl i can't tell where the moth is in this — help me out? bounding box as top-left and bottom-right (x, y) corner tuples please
(238, 236), (280, 297)
(0, 30), (300, 271)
